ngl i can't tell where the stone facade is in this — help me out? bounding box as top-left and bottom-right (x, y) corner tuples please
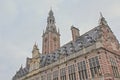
(12, 10), (120, 80)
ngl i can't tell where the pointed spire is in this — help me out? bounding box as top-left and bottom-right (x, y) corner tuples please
(34, 42), (37, 46)
(49, 8), (53, 16)
(33, 42), (38, 50)
(32, 42), (40, 58)
(58, 28), (60, 34)
(45, 9), (57, 33)
(20, 64), (23, 70)
(100, 12), (103, 18)
(99, 12), (108, 26)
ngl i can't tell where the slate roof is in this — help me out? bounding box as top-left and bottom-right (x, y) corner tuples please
(12, 67), (29, 80)
(40, 26), (101, 67)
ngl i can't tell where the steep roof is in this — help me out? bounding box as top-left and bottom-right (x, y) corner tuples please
(40, 26), (101, 67)
(12, 66), (29, 80)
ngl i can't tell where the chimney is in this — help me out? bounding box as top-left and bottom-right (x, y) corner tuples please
(71, 25), (80, 41)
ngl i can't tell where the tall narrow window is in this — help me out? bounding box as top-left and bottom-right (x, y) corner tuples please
(60, 68), (66, 80)
(77, 61), (88, 80)
(89, 56), (100, 78)
(68, 64), (76, 80)
(47, 73), (51, 80)
(53, 70), (59, 80)
(41, 75), (46, 80)
(110, 57), (119, 78)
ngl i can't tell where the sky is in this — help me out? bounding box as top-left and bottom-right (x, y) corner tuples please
(0, 0), (120, 80)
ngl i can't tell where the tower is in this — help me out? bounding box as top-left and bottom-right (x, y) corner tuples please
(42, 9), (60, 54)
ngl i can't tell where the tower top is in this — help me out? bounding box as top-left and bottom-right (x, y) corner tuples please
(42, 10), (60, 54)
(49, 9), (54, 16)
(44, 9), (58, 33)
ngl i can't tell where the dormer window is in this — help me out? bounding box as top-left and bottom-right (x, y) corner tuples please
(78, 42), (83, 48)
(63, 47), (68, 56)
(70, 43), (75, 52)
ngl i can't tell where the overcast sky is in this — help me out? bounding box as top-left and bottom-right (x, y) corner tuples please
(0, 0), (120, 80)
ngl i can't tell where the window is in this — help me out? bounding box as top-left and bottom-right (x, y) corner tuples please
(70, 43), (75, 53)
(60, 68), (66, 80)
(53, 70), (59, 80)
(89, 56), (100, 78)
(47, 73), (51, 80)
(41, 75), (46, 80)
(110, 57), (119, 78)
(77, 61), (88, 80)
(68, 65), (76, 80)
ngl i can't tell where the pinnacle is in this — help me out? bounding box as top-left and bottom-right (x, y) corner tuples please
(100, 12), (103, 18)
(49, 9), (54, 16)
(33, 42), (38, 49)
(98, 12), (108, 25)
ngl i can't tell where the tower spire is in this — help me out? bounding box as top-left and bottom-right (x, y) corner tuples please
(42, 10), (60, 54)
(20, 64), (23, 70)
(45, 9), (57, 32)
(49, 9), (54, 16)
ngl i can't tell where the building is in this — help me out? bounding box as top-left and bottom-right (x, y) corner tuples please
(12, 10), (120, 80)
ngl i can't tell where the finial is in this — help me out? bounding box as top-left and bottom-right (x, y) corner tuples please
(32, 42), (39, 52)
(43, 30), (44, 34)
(98, 12), (108, 25)
(20, 64), (23, 69)
(49, 8), (53, 16)
(34, 42), (37, 46)
(58, 28), (60, 34)
(100, 12), (103, 18)
(33, 42), (37, 48)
